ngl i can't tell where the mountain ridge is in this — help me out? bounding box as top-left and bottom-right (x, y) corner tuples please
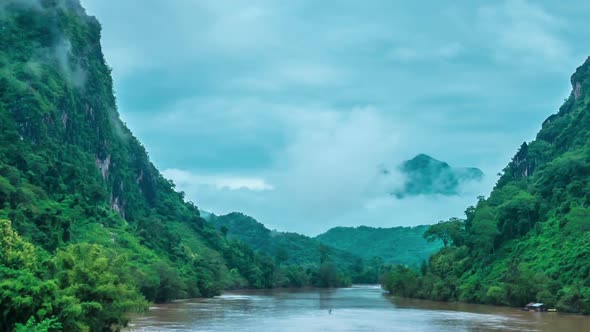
(207, 212), (361, 268)
(393, 154), (484, 198)
(315, 224), (442, 266)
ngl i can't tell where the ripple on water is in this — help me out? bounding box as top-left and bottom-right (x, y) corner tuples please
(126, 286), (590, 332)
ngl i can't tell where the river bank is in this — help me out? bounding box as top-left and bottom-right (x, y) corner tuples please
(126, 285), (590, 331)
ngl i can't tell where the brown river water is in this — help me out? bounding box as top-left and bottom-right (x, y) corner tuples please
(126, 285), (590, 331)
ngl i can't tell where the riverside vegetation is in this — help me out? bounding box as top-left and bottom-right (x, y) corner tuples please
(383, 57), (590, 314)
(0, 1), (434, 330)
(3, 0), (588, 330)
(0, 1), (354, 330)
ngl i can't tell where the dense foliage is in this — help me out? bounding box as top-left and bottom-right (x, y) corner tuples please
(0, 1), (307, 330)
(315, 225), (442, 266)
(1, 219), (147, 331)
(383, 57), (590, 314)
(209, 212), (362, 286)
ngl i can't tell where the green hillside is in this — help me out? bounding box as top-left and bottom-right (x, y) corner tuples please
(383, 57), (590, 314)
(315, 225), (442, 266)
(208, 212), (377, 284)
(0, 1), (321, 330)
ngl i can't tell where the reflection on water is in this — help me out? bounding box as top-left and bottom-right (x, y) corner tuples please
(127, 285), (590, 331)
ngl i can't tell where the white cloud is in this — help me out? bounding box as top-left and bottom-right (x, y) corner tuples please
(124, 94), (505, 234)
(274, 107), (405, 213)
(79, 0), (588, 235)
(163, 168), (274, 192)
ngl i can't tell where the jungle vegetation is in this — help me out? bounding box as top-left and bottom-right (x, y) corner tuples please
(383, 56), (590, 314)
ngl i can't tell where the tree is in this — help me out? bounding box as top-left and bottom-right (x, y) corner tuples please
(317, 262), (339, 287)
(0, 220), (57, 330)
(274, 247), (289, 266)
(14, 317), (62, 332)
(220, 225), (229, 237)
(468, 205), (499, 255)
(423, 218), (465, 247)
(319, 244), (331, 264)
(53, 244), (148, 331)
(381, 266), (420, 297)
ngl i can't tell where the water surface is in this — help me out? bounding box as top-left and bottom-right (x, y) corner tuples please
(127, 285), (590, 331)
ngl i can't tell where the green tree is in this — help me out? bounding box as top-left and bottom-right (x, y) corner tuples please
(53, 244), (148, 331)
(423, 218), (465, 247)
(468, 205), (499, 255)
(14, 317), (62, 332)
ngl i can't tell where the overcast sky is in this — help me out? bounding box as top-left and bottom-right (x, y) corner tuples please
(81, 0), (590, 235)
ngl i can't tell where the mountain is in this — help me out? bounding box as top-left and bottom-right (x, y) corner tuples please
(208, 212), (364, 273)
(315, 225), (443, 266)
(393, 154), (483, 198)
(0, 1), (316, 330)
(383, 57), (590, 314)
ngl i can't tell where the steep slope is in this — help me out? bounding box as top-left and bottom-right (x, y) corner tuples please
(393, 154), (483, 198)
(316, 225), (442, 266)
(0, 1), (274, 330)
(208, 212), (362, 270)
(383, 57), (590, 314)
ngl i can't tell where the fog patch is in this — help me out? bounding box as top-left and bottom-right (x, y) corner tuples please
(0, 0), (88, 88)
(23, 38), (88, 88)
(53, 38), (87, 88)
(164, 169), (274, 192)
(270, 107), (406, 217)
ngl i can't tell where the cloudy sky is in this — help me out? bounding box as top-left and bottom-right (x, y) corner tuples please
(81, 0), (590, 235)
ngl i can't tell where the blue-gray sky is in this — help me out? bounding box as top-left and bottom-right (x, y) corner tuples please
(82, 0), (590, 235)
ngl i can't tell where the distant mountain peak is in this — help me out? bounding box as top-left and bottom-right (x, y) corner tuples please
(403, 154), (451, 170)
(393, 154), (483, 198)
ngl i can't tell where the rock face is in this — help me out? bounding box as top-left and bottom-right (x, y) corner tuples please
(0, 0), (163, 221)
(393, 154), (483, 198)
(0, 0), (276, 305)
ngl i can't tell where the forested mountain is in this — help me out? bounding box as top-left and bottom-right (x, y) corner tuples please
(208, 212), (389, 284)
(208, 212), (360, 268)
(393, 154), (483, 198)
(0, 1), (324, 330)
(315, 225), (442, 266)
(383, 57), (590, 314)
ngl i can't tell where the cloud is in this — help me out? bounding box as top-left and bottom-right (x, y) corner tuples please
(164, 168), (274, 192)
(271, 108), (402, 215)
(79, 0), (590, 234)
(154, 104), (495, 235)
(478, 0), (572, 68)
(53, 38), (87, 87)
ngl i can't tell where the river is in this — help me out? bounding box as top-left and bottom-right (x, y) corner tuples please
(127, 285), (590, 331)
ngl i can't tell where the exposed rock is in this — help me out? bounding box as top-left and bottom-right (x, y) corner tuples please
(95, 154), (110, 180)
(111, 195), (122, 215)
(136, 169), (144, 184)
(574, 81), (582, 100)
(61, 111), (68, 128)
